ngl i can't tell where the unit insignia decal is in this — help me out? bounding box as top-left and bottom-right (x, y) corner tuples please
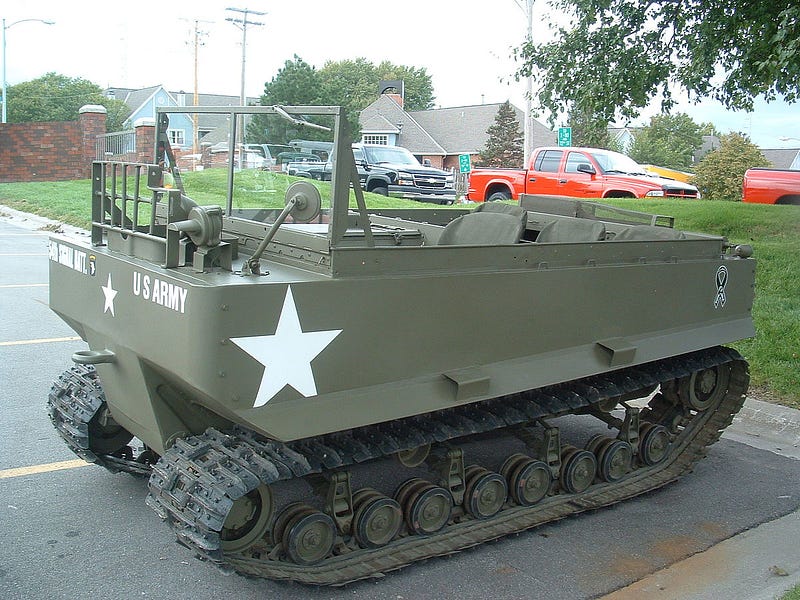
(714, 265), (728, 309)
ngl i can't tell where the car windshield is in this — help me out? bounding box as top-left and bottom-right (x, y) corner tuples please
(362, 145), (419, 166)
(589, 150), (647, 175)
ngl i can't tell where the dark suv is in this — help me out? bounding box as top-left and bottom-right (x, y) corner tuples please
(301, 143), (456, 205)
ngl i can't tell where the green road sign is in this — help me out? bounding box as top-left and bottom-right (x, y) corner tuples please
(458, 154), (472, 173)
(558, 127), (572, 147)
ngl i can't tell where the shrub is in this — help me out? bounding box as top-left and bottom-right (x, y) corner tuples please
(692, 133), (771, 201)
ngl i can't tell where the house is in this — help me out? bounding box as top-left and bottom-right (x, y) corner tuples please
(761, 148), (800, 170)
(105, 85), (258, 151)
(608, 127), (638, 153)
(359, 94), (556, 171)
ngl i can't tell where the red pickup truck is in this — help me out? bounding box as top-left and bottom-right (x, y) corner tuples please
(467, 147), (699, 201)
(742, 168), (800, 204)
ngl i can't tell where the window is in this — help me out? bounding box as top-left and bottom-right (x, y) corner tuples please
(565, 152), (592, 173)
(168, 129), (185, 146)
(362, 134), (388, 145)
(534, 150), (563, 172)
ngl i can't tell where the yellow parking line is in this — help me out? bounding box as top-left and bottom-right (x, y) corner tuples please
(0, 459), (90, 479)
(0, 336), (81, 346)
(0, 283), (48, 288)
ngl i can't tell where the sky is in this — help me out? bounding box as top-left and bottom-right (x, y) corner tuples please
(4, 0), (799, 149)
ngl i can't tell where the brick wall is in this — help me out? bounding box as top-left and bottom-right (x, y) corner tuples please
(135, 123), (155, 163)
(0, 105), (106, 183)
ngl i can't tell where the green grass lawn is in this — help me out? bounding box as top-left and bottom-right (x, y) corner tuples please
(783, 583), (800, 600)
(0, 174), (797, 407)
(0, 168), (426, 229)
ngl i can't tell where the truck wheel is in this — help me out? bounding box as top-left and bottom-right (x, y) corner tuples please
(371, 186), (388, 196)
(488, 191), (511, 202)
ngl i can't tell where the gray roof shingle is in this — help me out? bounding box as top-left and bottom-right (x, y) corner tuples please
(360, 97), (556, 156)
(761, 148), (800, 169)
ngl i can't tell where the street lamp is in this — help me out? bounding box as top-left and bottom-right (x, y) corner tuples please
(2, 17), (55, 123)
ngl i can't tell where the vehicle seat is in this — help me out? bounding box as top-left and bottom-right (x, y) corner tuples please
(437, 211), (526, 246)
(473, 202), (528, 220)
(613, 225), (686, 241)
(536, 218), (606, 243)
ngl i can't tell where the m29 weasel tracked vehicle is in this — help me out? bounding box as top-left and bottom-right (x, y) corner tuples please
(48, 105), (755, 585)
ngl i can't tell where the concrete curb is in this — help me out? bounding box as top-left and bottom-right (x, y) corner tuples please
(0, 204), (90, 241)
(726, 397), (800, 460)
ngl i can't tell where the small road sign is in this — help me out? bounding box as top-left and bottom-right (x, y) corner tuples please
(458, 154), (472, 173)
(558, 127), (572, 147)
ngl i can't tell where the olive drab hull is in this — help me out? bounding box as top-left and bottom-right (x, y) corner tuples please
(49, 233), (754, 450)
(47, 106), (756, 584)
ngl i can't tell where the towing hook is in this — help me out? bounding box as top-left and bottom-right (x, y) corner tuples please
(72, 349), (116, 365)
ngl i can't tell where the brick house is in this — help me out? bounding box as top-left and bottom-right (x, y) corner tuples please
(359, 94), (556, 171)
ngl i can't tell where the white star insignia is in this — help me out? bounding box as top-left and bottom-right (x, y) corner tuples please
(231, 287), (342, 408)
(101, 273), (118, 316)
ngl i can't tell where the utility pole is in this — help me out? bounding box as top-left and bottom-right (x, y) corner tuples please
(519, 0), (535, 165)
(226, 7), (265, 146)
(186, 19), (212, 157)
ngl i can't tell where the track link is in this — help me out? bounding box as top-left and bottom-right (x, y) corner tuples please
(144, 346), (748, 585)
(48, 364), (152, 477)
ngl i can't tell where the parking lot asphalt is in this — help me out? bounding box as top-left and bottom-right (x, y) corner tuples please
(1, 205), (799, 599)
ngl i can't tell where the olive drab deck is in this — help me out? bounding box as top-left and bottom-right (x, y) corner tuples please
(47, 105), (755, 584)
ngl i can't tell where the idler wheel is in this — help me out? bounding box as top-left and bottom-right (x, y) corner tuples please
(679, 365), (731, 411)
(463, 465), (507, 519)
(276, 504), (336, 565)
(501, 453), (551, 507)
(595, 439), (633, 482)
(395, 478), (453, 535)
(639, 423), (671, 466)
(220, 484), (273, 553)
(560, 446), (597, 494)
(88, 404), (134, 455)
(351, 488), (402, 549)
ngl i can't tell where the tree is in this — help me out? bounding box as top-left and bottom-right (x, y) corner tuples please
(373, 61), (435, 111)
(318, 59), (434, 137)
(516, 1), (800, 123)
(692, 133), (771, 201)
(568, 106), (610, 148)
(7, 72), (130, 131)
(248, 56), (436, 143)
(248, 56), (327, 144)
(317, 58), (384, 135)
(476, 101), (523, 167)
(628, 113), (705, 171)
